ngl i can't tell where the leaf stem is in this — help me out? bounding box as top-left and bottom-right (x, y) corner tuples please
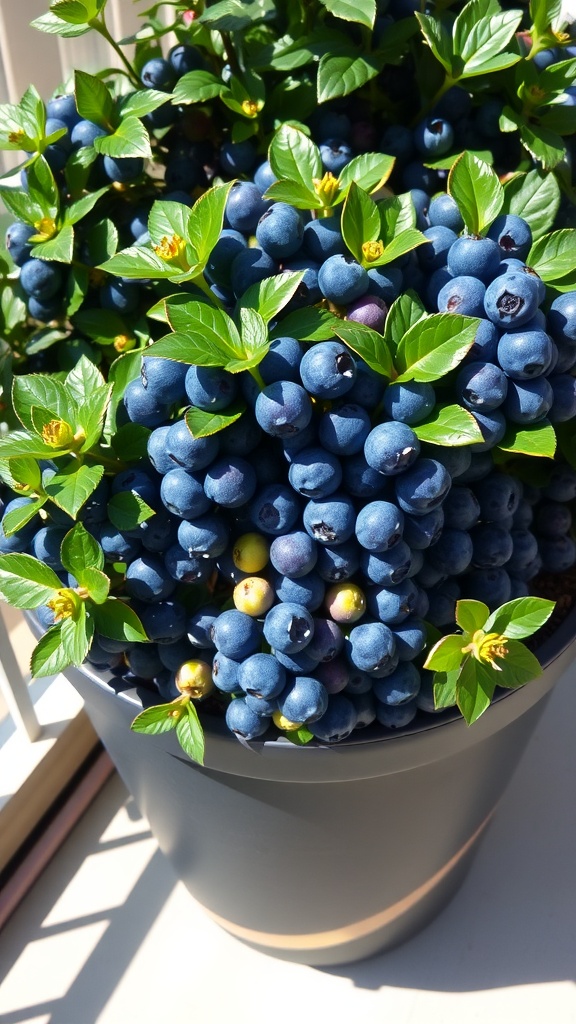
(190, 272), (224, 308)
(92, 15), (140, 88)
(248, 366), (266, 390)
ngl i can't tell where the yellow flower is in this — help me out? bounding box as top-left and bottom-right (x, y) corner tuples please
(47, 588), (81, 621)
(462, 630), (509, 671)
(313, 172), (340, 206)
(153, 233), (187, 263)
(242, 99), (259, 117)
(41, 419), (75, 448)
(362, 240), (385, 262)
(113, 333), (135, 353)
(33, 217), (57, 240)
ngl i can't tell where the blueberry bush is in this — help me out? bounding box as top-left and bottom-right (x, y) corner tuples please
(1, 0), (576, 762)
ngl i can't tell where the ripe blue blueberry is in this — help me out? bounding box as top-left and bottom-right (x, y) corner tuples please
(299, 341), (357, 399)
(226, 182), (271, 234)
(259, 336), (303, 384)
(364, 421), (420, 476)
(256, 202), (304, 258)
(203, 456), (257, 508)
(302, 493), (356, 545)
(248, 483), (300, 535)
(437, 275), (486, 317)
(255, 380), (312, 438)
(487, 214), (532, 262)
(263, 602), (314, 654)
(165, 420), (219, 470)
(225, 698), (270, 739)
(125, 554), (176, 602)
(414, 116), (454, 156)
(504, 378), (553, 423)
(441, 486), (480, 530)
(394, 458), (451, 515)
(359, 541), (413, 585)
(383, 381), (436, 424)
(272, 569), (325, 610)
(447, 235), (501, 283)
(288, 447), (342, 499)
(366, 578), (419, 624)
(402, 506), (444, 549)
(19, 259), (63, 300)
(318, 255), (369, 305)
(456, 360), (508, 410)
(373, 661), (421, 705)
(310, 695), (358, 742)
(355, 500), (404, 552)
(185, 365), (238, 411)
(319, 138), (353, 174)
(160, 468), (212, 518)
(211, 609), (262, 659)
(484, 271), (540, 327)
(238, 653), (286, 699)
(427, 528), (473, 575)
(269, 530), (317, 578)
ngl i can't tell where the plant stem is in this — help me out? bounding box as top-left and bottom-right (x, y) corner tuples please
(92, 15), (140, 88)
(412, 75), (456, 127)
(249, 365), (266, 390)
(191, 273), (224, 308)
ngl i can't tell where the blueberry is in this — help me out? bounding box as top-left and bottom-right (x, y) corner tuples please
(206, 229), (247, 288)
(462, 568), (512, 607)
(70, 119), (107, 148)
(255, 380), (312, 438)
(165, 419), (219, 470)
(484, 271), (540, 327)
(248, 483), (301, 535)
(437, 275), (486, 317)
(345, 621), (397, 675)
(269, 530), (318, 577)
(98, 523), (142, 563)
(394, 458), (451, 515)
(211, 609), (262, 659)
(383, 381), (436, 424)
(504, 377), (554, 424)
(366, 266), (404, 304)
(539, 535), (576, 572)
(470, 523), (514, 568)
(141, 356), (188, 404)
(469, 408), (507, 451)
(474, 473), (521, 520)
(315, 539), (360, 582)
(288, 447), (342, 499)
(302, 493), (356, 545)
(548, 374), (576, 422)
(256, 202), (304, 258)
(31, 526), (67, 569)
(139, 600), (187, 643)
(414, 116), (454, 156)
(341, 452), (389, 498)
(543, 465), (576, 501)
(140, 57), (176, 91)
(125, 554), (176, 602)
(123, 378), (169, 427)
(419, 225), (458, 273)
(164, 544), (214, 583)
(177, 514), (228, 557)
(355, 500), (404, 552)
(391, 616), (427, 661)
(259, 336), (303, 384)
(271, 569), (325, 610)
(366, 578), (420, 625)
(253, 159), (277, 193)
(185, 365), (238, 411)
(487, 213), (532, 261)
(506, 529), (539, 572)
(373, 661), (421, 705)
(278, 675), (329, 725)
(428, 194), (464, 233)
(306, 618), (344, 662)
(318, 255), (369, 305)
(427, 528), (473, 575)
(465, 318), (499, 362)
(186, 606), (219, 649)
(102, 155), (144, 183)
(263, 602), (314, 654)
(447, 236), (501, 283)
(310, 695), (358, 742)
(168, 43), (206, 76)
(359, 541), (413, 585)
(364, 421), (420, 476)
(456, 360), (508, 410)
(402, 506), (444, 548)
(238, 653), (286, 699)
(441, 486), (480, 530)
(303, 217), (346, 262)
(203, 457), (257, 508)
(220, 139), (257, 175)
(5, 222), (34, 267)
(375, 700), (418, 729)
(319, 138), (353, 174)
(226, 698), (270, 739)
(497, 328), (554, 379)
(160, 468), (212, 518)
(299, 341), (357, 399)
(226, 182), (270, 234)
(19, 259), (62, 300)
(533, 501), (572, 537)
(212, 652), (241, 693)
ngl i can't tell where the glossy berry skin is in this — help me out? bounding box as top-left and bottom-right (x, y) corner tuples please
(164, 545), (214, 583)
(319, 138), (353, 174)
(383, 381), (435, 424)
(469, 408), (507, 451)
(168, 43), (205, 76)
(6, 223), (34, 266)
(428, 194), (464, 233)
(140, 57), (176, 91)
(220, 139), (256, 175)
(302, 493), (356, 546)
(487, 214), (532, 262)
(203, 457), (257, 508)
(123, 378), (169, 427)
(394, 458), (451, 515)
(447, 236), (501, 283)
(355, 500), (404, 552)
(437, 275), (486, 317)
(364, 421), (420, 476)
(102, 155), (144, 182)
(318, 255), (369, 305)
(263, 602), (314, 654)
(255, 381), (312, 437)
(70, 119), (107, 148)
(484, 272), (540, 327)
(325, 582), (366, 624)
(299, 341), (357, 399)
(19, 259), (62, 299)
(456, 360), (508, 411)
(418, 226), (458, 273)
(211, 609), (262, 659)
(497, 329), (555, 379)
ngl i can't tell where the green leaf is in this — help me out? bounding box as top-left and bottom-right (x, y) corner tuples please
(455, 599), (490, 633)
(269, 125), (321, 192)
(318, 0), (376, 28)
(331, 320), (393, 378)
(454, 2), (523, 77)
(32, 224), (75, 264)
(186, 182), (235, 266)
(270, 306), (339, 342)
(52, 0), (97, 24)
(448, 151), (504, 235)
(0, 430), (63, 459)
(60, 604), (94, 666)
(92, 598), (148, 642)
(494, 639), (543, 688)
(383, 290), (427, 352)
(93, 116), (151, 160)
(86, 218), (118, 265)
(1, 497), (46, 538)
(12, 374), (70, 432)
(240, 307), (268, 357)
(107, 491), (155, 532)
(433, 669), (459, 709)
(119, 90), (170, 119)
(337, 152), (395, 197)
(484, 597), (555, 639)
(109, 423), (150, 462)
(497, 420), (556, 458)
(61, 521), (104, 576)
(528, 229), (576, 282)
(395, 313), (479, 383)
(423, 634), (467, 672)
(131, 701), (181, 736)
(104, 350), (143, 436)
(0, 553), (61, 608)
(379, 192), (417, 239)
(147, 201), (191, 249)
(31, 12), (91, 36)
(30, 624), (70, 677)
(262, 179), (321, 210)
(44, 462), (105, 518)
(518, 117), (565, 171)
(172, 70), (228, 105)
(503, 168), (561, 240)
(456, 656), (496, 725)
(65, 355), (106, 406)
(73, 308), (127, 344)
(342, 182), (381, 264)
(77, 384), (112, 449)
(416, 12), (454, 74)
(0, 455), (42, 494)
(74, 70), (116, 130)
(176, 701), (205, 765)
(370, 229), (428, 267)
(413, 403), (484, 446)
(285, 725), (315, 745)
(239, 272), (305, 323)
(99, 245), (177, 279)
(0, 188), (41, 225)
(185, 402), (246, 439)
(148, 303), (243, 366)
(77, 567), (109, 604)
(64, 186), (109, 227)
(317, 51), (382, 103)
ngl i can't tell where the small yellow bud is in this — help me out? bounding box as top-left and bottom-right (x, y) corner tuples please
(113, 333), (135, 353)
(47, 588), (81, 621)
(33, 217), (57, 240)
(362, 240), (385, 262)
(8, 130), (25, 144)
(233, 532), (270, 573)
(461, 630), (509, 670)
(175, 659), (214, 699)
(325, 582), (366, 623)
(241, 99), (259, 117)
(41, 419), (74, 448)
(313, 172), (340, 206)
(273, 710), (303, 732)
(233, 576), (275, 617)
(153, 233), (187, 263)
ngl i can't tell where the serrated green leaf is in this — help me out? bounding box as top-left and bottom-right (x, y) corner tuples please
(317, 51), (381, 103)
(518, 118), (565, 171)
(415, 12), (454, 74)
(44, 461), (105, 518)
(240, 306), (268, 357)
(433, 669), (459, 709)
(384, 290), (427, 352)
(99, 245), (176, 279)
(337, 152), (395, 197)
(185, 402), (246, 438)
(61, 521), (104, 576)
(319, 0), (376, 28)
(497, 420), (556, 458)
(269, 124), (321, 191)
(77, 566), (110, 604)
(484, 597), (555, 639)
(456, 656), (496, 724)
(31, 11), (91, 36)
(494, 639), (543, 687)
(119, 89), (170, 119)
(30, 624), (69, 677)
(199, 0), (275, 32)
(172, 70), (228, 105)
(65, 355), (106, 405)
(413, 403), (484, 446)
(131, 701), (182, 736)
(1, 497), (46, 538)
(148, 303), (243, 367)
(448, 151), (504, 234)
(454, 3), (523, 77)
(0, 553), (61, 607)
(12, 375), (70, 432)
(0, 430), (65, 459)
(455, 599), (490, 633)
(92, 598), (148, 642)
(424, 634), (467, 672)
(528, 229), (576, 281)
(262, 179), (322, 209)
(60, 603), (94, 666)
(342, 182), (381, 265)
(331, 319), (393, 378)
(0, 188), (43, 225)
(107, 490), (155, 532)
(395, 313), (479, 383)
(239, 272), (305, 323)
(108, 423), (150, 462)
(147, 201), (191, 249)
(270, 306), (339, 342)
(74, 70), (116, 130)
(93, 116), (151, 160)
(32, 224), (75, 264)
(186, 181), (235, 266)
(176, 700), (205, 764)
(503, 168), (561, 239)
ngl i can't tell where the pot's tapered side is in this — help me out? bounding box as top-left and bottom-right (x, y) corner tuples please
(61, 612), (574, 967)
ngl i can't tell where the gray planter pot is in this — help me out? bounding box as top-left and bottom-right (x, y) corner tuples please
(57, 609), (575, 967)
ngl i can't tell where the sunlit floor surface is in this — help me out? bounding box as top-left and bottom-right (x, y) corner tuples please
(1, 663), (576, 1024)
